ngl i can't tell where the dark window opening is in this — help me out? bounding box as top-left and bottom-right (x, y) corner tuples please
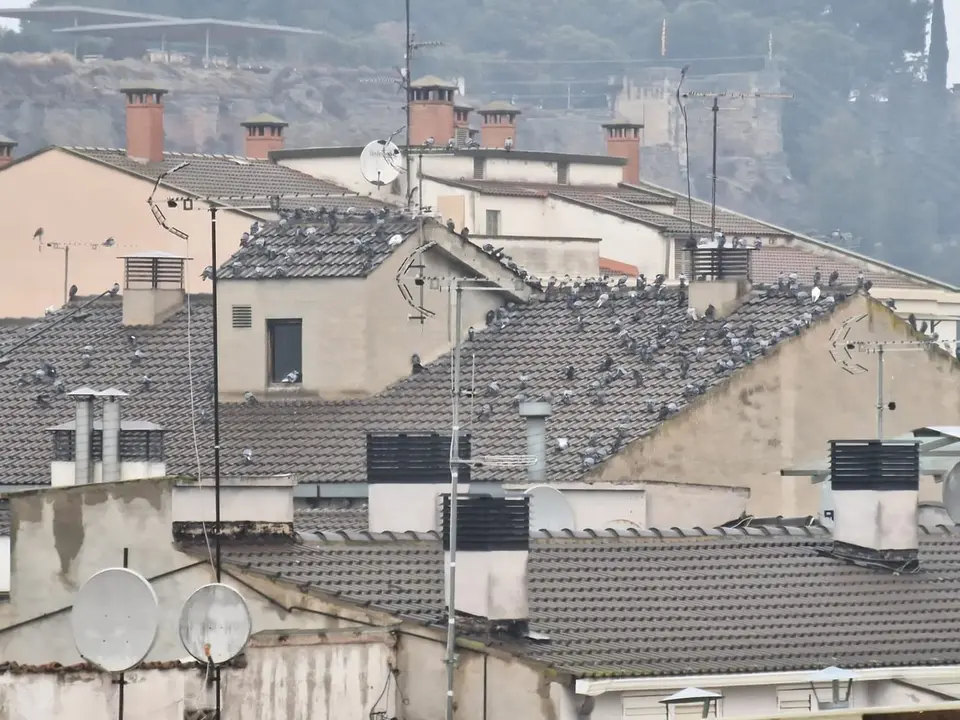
(485, 209), (501, 237)
(473, 156), (485, 180)
(557, 162), (569, 184)
(268, 319), (303, 384)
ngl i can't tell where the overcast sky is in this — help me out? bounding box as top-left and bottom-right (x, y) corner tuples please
(3, 1), (960, 83)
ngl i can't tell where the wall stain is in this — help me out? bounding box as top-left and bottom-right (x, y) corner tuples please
(50, 492), (84, 580)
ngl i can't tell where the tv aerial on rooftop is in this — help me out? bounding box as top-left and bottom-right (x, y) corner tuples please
(360, 136), (404, 187)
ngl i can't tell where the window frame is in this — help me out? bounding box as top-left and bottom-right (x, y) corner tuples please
(266, 318), (303, 385)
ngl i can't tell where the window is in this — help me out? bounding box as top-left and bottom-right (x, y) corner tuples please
(231, 305), (252, 329)
(267, 319), (302, 384)
(485, 209), (501, 237)
(557, 161), (569, 184)
(473, 156), (485, 179)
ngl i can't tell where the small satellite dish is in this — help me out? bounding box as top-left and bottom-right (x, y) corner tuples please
(71, 567), (160, 672)
(525, 485), (576, 531)
(360, 139), (403, 187)
(942, 462), (960, 524)
(179, 583), (252, 665)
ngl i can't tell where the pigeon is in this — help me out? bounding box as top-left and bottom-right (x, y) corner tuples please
(102, 237), (116, 248)
(424, 137), (435, 148)
(108, 283), (120, 297)
(811, 286), (821, 303)
(68, 285), (78, 301)
(33, 227), (43, 242)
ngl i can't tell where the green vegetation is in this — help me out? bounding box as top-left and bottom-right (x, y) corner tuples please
(11, 0), (960, 281)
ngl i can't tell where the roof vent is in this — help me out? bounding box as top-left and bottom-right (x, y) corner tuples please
(687, 245), (751, 319)
(120, 251), (191, 326)
(366, 432), (472, 533)
(827, 439), (920, 571)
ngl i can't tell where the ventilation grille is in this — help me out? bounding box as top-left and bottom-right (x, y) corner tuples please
(366, 432), (471, 484)
(830, 440), (920, 491)
(231, 305), (253, 329)
(441, 495), (530, 551)
(689, 247), (749, 280)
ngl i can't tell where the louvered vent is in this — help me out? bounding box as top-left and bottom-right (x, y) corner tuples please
(231, 305), (252, 329)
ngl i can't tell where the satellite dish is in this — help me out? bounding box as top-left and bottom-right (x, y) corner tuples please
(71, 567), (160, 672)
(525, 485), (576, 531)
(179, 583), (252, 665)
(942, 462), (960, 524)
(360, 139), (403, 186)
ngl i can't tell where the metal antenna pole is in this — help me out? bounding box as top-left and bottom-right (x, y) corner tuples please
(404, 0), (412, 195)
(710, 96), (719, 237)
(63, 246), (69, 306)
(445, 279), (463, 720)
(877, 346), (884, 439)
(209, 206), (223, 720)
(117, 546), (129, 720)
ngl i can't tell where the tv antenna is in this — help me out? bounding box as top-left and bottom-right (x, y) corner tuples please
(415, 276), (537, 720)
(179, 583), (253, 719)
(524, 485), (576, 531)
(681, 90), (792, 237)
(40, 238), (118, 306)
(71, 565), (159, 720)
(828, 313), (951, 438)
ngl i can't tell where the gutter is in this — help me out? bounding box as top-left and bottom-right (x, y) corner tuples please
(575, 665), (960, 696)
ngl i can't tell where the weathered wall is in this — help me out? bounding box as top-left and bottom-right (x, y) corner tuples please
(0, 148), (251, 317)
(588, 294), (960, 516)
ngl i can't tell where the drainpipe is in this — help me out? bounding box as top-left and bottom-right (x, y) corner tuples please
(100, 388), (128, 484)
(518, 401), (552, 483)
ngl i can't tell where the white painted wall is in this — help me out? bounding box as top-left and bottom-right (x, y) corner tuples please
(50, 460), (167, 487)
(171, 477), (295, 524)
(471, 235), (601, 278)
(0, 536), (9, 594)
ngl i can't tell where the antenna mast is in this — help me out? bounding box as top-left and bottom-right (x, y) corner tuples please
(682, 90), (792, 238)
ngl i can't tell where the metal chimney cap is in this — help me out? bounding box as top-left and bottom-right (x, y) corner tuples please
(67, 386), (100, 397)
(99, 387), (129, 398)
(518, 401), (552, 418)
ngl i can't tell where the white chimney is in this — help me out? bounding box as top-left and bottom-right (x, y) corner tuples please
(518, 402), (551, 483)
(100, 388), (128, 485)
(120, 251), (190, 327)
(67, 387), (98, 486)
(443, 495), (530, 624)
(367, 432), (471, 533)
(172, 476), (295, 535)
(830, 440), (920, 567)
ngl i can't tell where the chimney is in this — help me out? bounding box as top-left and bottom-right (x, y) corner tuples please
(479, 101), (521, 149)
(121, 87), (168, 164)
(67, 387), (98, 486)
(602, 116), (643, 184)
(120, 251), (189, 326)
(366, 432), (472, 533)
(0, 134), (17, 169)
(241, 113), (288, 159)
(453, 100), (473, 148)
(519, 402), (551, 483)
(829, 440), (920, 568)
(100, 388), (128, 484)
(686, 244), (752, 319)
(408, 76), (457, 147)
(172, 475), (296, 537)
(442, 495), (530, 627)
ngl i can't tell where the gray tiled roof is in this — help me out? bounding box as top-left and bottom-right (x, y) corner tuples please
(750, 246), (928, 291)
(205, 526), (960, 677)
(217, 281), (847, 479)
(219, 208), (419, 280)
(294, 504), (369, 534)
(0, 499), (9, 536)
(64, 147), (385, 212)
(0, 296), (214, 485)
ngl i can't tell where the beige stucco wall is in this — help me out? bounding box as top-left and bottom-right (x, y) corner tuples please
(216, 223), (525, 401)
(586, 294), (960, 516)
(470, 234), (601, 278)
(0, 149), (252, 318)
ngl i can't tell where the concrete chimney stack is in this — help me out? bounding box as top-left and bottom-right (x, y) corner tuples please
(443, 495), (530, 626)
(366, 432), (472, 533)
(519, 402), (551, 483)
(100, 388), (128, 485)
(829, 440), (920, 567)
(241, 113), (288, 159)
(478, 101), (521, 149)
(120, 251), (190, 327)
(408, 76), (457, 147)
(67, 387), (98, 486)
(602, 116), (644, 185)
(0, 134), (17, 169)
(121, 88), (168, 164)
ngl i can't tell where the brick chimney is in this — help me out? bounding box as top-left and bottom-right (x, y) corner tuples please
(603, 116), (644, 184)
(454, 99), (473, 148)
(0, 134), (17, 169)
(409, 75), (457, 146)
(241, 113), (288, 159)
(479, 101), (521, 149)
(121, 87), (167, 164)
